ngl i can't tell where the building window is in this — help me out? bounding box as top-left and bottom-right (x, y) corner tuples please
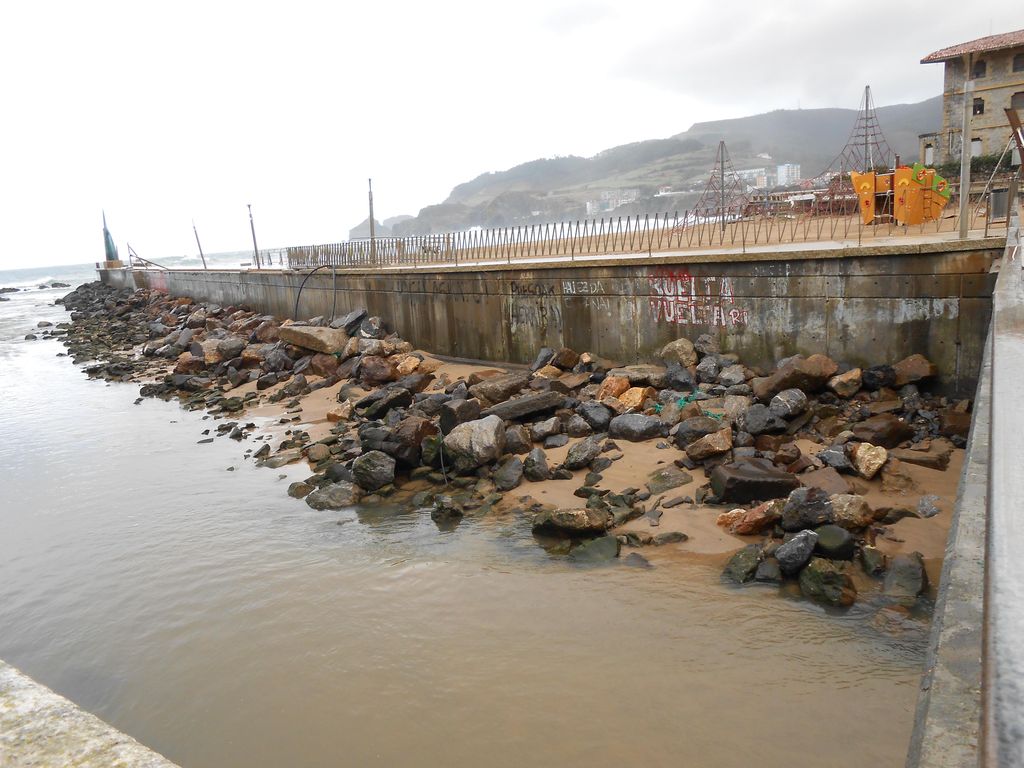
(1012, 91), (1024, 111)
(971, 138), (983, 157)
(972, 59), (987, 78)
(924, 144), (934, 165)
(1014, 53), (1024, 72)
(973, 98), (985, 115)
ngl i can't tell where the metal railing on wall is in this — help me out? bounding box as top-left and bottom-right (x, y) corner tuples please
(284, 189), (1008, 271)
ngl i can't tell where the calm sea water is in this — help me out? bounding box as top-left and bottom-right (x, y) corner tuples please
(0, 266), (927, 768)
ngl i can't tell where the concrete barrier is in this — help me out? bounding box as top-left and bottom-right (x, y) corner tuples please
(102, 237), (1002, 396)
(0, 660), (179, 767)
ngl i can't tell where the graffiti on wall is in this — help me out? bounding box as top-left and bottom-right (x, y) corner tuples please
(648, 269), (749, 328)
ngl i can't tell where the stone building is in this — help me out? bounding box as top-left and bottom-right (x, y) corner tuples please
(919, 29), (1024, 166)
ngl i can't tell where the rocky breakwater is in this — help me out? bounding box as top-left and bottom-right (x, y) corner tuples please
(56, 283), (968, 598)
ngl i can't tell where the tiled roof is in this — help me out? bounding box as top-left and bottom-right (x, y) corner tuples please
(921, 29), (1024, 63)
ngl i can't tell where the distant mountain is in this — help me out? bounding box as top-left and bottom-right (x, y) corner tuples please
(348, 217), (391, 240)
(379, 95), (942, 236)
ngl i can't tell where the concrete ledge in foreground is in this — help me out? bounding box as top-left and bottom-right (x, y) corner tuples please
(0, 660), (179, 768)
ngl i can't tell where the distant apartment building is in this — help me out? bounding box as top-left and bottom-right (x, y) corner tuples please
(585, 188), (639, 215)
(919, 29), (1024, 165)
(776, 163), (801, 186)
(735, 167), (768, 188)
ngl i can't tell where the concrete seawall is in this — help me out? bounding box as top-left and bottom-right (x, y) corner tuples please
(101, 238), (1003, 396)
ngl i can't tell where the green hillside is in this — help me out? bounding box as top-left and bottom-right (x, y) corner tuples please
(388, 95), (942, 236)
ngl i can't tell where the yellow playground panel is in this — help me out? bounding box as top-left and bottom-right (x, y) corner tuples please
(851, 164), (951, 225)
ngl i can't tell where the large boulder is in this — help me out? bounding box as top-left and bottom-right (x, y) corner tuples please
(827, 368), (862, 398)
(352, 450), (396, 491)
(768, 388), (808, 419)
(674, 416), (721, 447)
(442, 415), (507, 474)
(276, 325), (350, 354)
(360, 356), (398, 385)
(709, 459), (801, 503)
(608, 414), (665, 441)
(660, 338), (698, 368)
(799, 557), (857, 606)
(568, 535), (621, 563)
(751, 354), (838, 402)
(737, 404), (786, 435)
(851, 414), (915, 448)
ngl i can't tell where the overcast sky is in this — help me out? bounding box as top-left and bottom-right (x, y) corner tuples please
(0, 0), (1019, 269)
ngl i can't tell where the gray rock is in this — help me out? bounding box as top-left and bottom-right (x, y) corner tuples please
(352, 450), (396, 491)
(564, 414), (593, 437)
(814, 524), (856, 560)
(769, 388), (808, 418)
(780, 487), (834, 531)
(439, 398), (481, 435)
(577, 401), (612, 431)
(754, 558), (783, 583)
(544, 434), (569, 449)
(305, 481), (361, 510)
(883, 552), (929, 601)
(709, 459), (800, 503)
(718, 364), (747, 387)
(493, 456), (524, 491)
(530, 416), (562, 442)
(442, 415), (507, 474)
(799, 557), (857, 606)
(738, 403), (786, 435)
(776, 530), (819, 574)
(695, 356), (720, 383)
(568, 535), (621, 562)
(608, 414), (665, 441)
(646, 466), (693, 494)
(523, 447), (551, 481)
(563, 435), (606, 470)
(673, 416), (721, 447)
(482, 391), (565, 421)
(724, 544), (762, 583)
(504, 424), (532, 455)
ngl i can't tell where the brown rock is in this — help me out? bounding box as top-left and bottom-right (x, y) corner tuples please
(534, 364), (562, 379)
(467, 369), (506, 386)
(327, 402), (353, 422)
(685, 427), (733, 461)
(360, 356), (398, 385)
(660, 338), (698, 368)
(799, 466), (851, 495)
(597, 376), (631, 400)
(557, 372), (592, 391)
(892, 354), (937, 387)
(173, 351), (206, 375)
(890, 439), (954, 471)
(340, 336), (361, 361)
(827, 368), (862, 398)
(716, 508), (747, 528)
(850, 442), (888, 480)
(830, 493), (876, 529)
(417, 357), (444, 374)
(881, 458), (917, 493)
(618, 386), (656, 410)
(939, 409), (971, 439)
(468, 372), (530, 405)
(678, 402), (705, 421)
(851, 413), (915, 448)
(393, 415), (438, 449)
(277, 325), (350, 354)
(309, 353), (340, 378)
(731, 501), (782, 535)
(395, 355), (421, 376)
(751, 354), (839, 402)
(307, 443), (330, 462)
(550, 348), (580, 370)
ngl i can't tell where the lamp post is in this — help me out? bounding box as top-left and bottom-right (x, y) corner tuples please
(248, 203), (261, 269)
